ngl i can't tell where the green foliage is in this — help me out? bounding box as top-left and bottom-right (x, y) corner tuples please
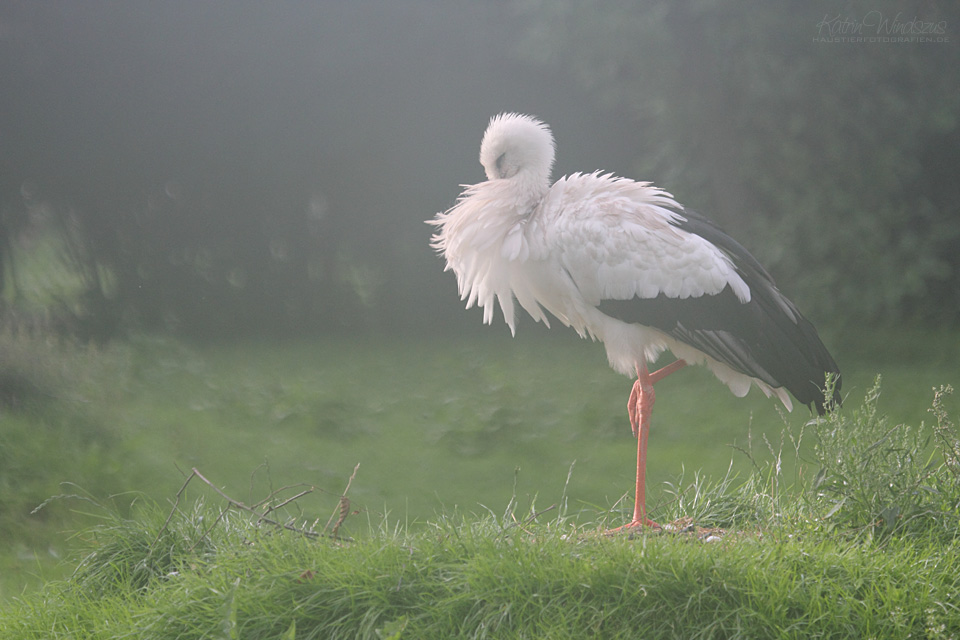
(659, 375), (960, 544)
(809, 377), (960, 539)
(0, 330), (141, 597)
(2, 224), (93, 315)
(68, 499), (249, 598)
(518, 0), (960, 324)
(661, 464), (761, 528)
(0, 331), (129, 527)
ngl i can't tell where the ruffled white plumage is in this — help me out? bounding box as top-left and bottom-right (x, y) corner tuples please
(428, 113), (792, 410)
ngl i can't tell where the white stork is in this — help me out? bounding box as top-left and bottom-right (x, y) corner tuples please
(429, 113), (840, 530)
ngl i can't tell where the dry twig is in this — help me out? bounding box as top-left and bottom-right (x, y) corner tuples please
(151, 466), (361, 552)
(324, 463), (360, 536)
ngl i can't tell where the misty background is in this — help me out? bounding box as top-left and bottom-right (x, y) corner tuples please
(1, 1), (958, 343)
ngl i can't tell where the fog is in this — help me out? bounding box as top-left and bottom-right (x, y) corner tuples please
(1, 1), (956, 339)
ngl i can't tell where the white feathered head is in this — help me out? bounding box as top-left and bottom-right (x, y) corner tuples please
(479, 113), (555, 186)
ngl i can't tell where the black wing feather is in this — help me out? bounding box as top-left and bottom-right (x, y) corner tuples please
(598, 209), (841, 414)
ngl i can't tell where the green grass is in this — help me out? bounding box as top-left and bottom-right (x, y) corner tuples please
(1, 325), (959, 636)
(2, 495), (959, 638)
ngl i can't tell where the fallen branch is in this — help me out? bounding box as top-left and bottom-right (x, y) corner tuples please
(151, 466), (361, 552)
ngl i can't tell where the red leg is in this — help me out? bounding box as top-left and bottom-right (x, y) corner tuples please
(610, 359), (687, 532)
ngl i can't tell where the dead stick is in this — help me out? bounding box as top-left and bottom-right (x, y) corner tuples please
(332, 496), (350, 538)
(191, 468), (343, 540)
(152, 469), (199, 548)
(260, 488), (315, 522)
(251, 483), (316, 510)
(324, 463), (360, 533)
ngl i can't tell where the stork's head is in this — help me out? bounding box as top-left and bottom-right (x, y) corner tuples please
(479, 113), (555, 189)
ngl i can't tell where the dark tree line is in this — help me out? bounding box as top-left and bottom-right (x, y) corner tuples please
(518, 0), (960, 326)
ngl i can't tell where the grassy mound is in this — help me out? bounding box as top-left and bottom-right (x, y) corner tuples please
(2, 503), (958, 638)
(2, 380), (959, 638)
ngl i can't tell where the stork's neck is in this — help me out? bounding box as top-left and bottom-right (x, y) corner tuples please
(504, 171), (550, 216)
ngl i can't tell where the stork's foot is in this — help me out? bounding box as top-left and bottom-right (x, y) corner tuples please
(605, 518), (661, 535)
